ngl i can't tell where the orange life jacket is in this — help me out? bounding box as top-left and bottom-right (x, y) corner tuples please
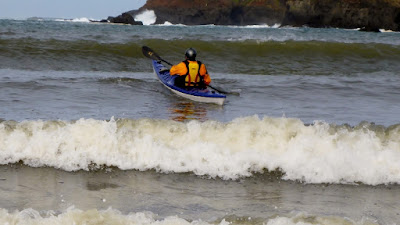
(183, 60), (203, 87)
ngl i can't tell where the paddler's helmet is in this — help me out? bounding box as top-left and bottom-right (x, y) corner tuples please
(185, 48), (197, 61)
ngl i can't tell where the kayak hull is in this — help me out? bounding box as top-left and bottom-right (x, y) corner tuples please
(152, 60), (226, 105)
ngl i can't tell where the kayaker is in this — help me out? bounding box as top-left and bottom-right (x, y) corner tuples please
(170, 48), (211, 88)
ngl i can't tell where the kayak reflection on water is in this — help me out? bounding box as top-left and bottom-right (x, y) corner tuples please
(168, 102), (208, 122)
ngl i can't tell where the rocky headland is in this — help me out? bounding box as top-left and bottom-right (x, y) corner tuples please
(110, 0), (400, 31)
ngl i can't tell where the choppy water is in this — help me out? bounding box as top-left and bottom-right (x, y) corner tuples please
(0, 18), (400, 224)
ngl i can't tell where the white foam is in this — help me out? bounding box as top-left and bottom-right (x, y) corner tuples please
(228, 23), (281, 29)
(162, 21), (174, 26)
(0, 207), (373, 225)
(0, 116), (399, 185)
(379, 29), (397, 33)
(71, 17), (92, 23)
(155, 22), (186, 27)
(134, 10), (156, 25)
(54, 17), (92, 23)
(0, 207), (231, 225)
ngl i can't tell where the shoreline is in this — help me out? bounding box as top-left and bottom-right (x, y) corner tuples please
(4, 17), (399, 33)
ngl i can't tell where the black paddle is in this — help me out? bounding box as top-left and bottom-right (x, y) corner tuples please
(142, 46), (173, 66)
(142, 46), (230, 94)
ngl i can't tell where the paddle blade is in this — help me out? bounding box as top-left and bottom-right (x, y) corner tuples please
(142, 46), (160, 60)
(141, 46), (173, 66)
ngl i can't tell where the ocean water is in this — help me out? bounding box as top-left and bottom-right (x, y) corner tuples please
(0, 18), (400, 224)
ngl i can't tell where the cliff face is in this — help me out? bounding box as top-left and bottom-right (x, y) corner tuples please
(137, 0), (286, 25)
(135, 0), (400, 31)
(283, 0), (400, 31)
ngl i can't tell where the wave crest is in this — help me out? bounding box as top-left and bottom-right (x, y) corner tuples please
(2, 38), (399, 74)
(1, 116), (399, 185)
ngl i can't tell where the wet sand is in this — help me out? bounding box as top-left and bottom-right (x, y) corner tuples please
(0, 165), (399, 224)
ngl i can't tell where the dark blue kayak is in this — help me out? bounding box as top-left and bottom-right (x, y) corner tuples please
(152, 60), (226, 105)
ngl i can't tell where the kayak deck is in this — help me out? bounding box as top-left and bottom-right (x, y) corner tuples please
(152, 60), (226, 105)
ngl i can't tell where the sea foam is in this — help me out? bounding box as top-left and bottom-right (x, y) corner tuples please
(54, 18), (92, 23)
(134, 10), (156, 25)
(0, 116), (399, 185)
(0, 207), (373, 225)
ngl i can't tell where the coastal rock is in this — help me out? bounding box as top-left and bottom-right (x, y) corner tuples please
(282, 0), (400, 31)
(135, 0), (286, 25)
(107, 13), (143, 25)
(132, 0), (400, 31)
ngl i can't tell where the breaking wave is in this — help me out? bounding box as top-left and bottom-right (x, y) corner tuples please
(0, 207), (374, 225)
(1, 116), (399, 185)
(134, 10), (157, 25)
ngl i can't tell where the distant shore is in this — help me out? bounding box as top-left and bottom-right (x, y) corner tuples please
(106, 0), (400, 32)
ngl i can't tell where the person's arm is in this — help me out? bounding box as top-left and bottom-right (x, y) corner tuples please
(170, 62), (187, 76)
(199, 64), (211, 85)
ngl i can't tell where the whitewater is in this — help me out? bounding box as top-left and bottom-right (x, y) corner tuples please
(1, 117), (400, 185)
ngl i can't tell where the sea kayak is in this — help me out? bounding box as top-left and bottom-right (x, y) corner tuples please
(152, 60), (226, 105)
